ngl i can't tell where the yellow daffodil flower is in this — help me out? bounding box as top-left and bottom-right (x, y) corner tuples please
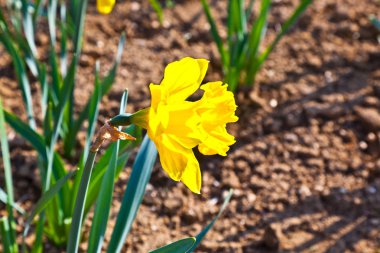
(97, 0), (115, 14)
(112, 57), (238, 193)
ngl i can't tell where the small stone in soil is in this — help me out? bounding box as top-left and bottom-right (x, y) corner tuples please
(261, 224), (283, 250)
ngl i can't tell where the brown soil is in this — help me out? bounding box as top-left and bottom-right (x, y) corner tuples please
(1, 0), (380, 252)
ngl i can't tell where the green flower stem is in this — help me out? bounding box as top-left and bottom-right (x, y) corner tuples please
(66, 150), (97, 253)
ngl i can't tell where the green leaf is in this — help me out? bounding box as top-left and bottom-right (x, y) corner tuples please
(0, 24), (35, 128)
(242, 0), (271, 86)
(0, 217), (14, 253)
(33, 0), (44, 24)
(83, 131), (135, 216)
(0, 188), (25, 215)
(64, 33), (126, 156)
(30, 216), (44, 253)
(200, 0), (228, 70)
(45, 56), (76, 191)
(60, 2), (68, 77)
(107, 136), (157, 253)
(53, 153), (72, 217)
(4, 110), (46, 160)
(246, 0), (255, 19)
(100, 33), (126, 94)
(149, 237), (196, 253)
(20, 0), (38, 58)
(87, 90), (128, 253)
(0, 98), (17, 250)
(87, 143), (119, 253)
(188, 189), (234, 252)
(148, 0), (164, 23)
(23, 170), (77, 245)
(49, 48), (63, 104)
(38, 64), (48, 118)
(43, 103), (53, 145)
(83, 61), (102, 162)
(256, 0), (312, 70)
(0, 100), (15, 209)
(62, 0), (89, 150)
(47, 0), (58, 46)
(66, 151), (97, 253)
(72, 0), (88, 59)
(13, 32), (38, 77)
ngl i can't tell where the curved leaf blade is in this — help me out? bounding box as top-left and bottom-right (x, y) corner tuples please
(149, 237), (196, 253)
(189, 189), (234, 252)
(107, 136), (157, 253)
(23, 170), (77, 241)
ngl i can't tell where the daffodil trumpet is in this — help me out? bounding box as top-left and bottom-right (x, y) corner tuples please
(111, 57), (238, 194)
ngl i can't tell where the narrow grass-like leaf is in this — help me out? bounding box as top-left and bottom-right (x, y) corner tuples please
(83, 62), (102, 162)
(72, 0), (88, 58)
(83, 125), (139, 215)
(0, 217), (13, 253)
(200, 0), (228, 69)
(49, 48), (63, 103)
(64, 0), (88, 143)
(20, 0), (38, 57)
(23, 170), (77, 244)
(87, 143), (119, 253)
(30, 217), (44, 253)
(0, 98), (17, 250)
(0, 188), (25, 214)
(69, 0), (79, 24)
(64, 33), (125, 156)
(0, 105), (14, 201)
(107, 136), (157, 253)
(33, 0), (44, 24)
(47, 0), (57, 46)
(4, 111), (46, 160)
(87, 90), (128, 253)
(246, 0), (255, 20)
(188, 189), (234, 252)
(53, 153), (72, 217)
(149, 237), (196, 253)
(99, 33), (126, 94)
(148, 0), (164, 23)
(0, 24), (35, 128)
(13, 33), (38, 77)
(60, 2), (68, 77)
(256, 0), (312, 70)
(45, 58), (76, 191)
(38, 64), (48, 118)
(70, 59), (115, 212)
(84, 146), (131, 216)
(43, 103), (53, 145)
(66, 151), (97, 253)
(242, 0), (271, 86)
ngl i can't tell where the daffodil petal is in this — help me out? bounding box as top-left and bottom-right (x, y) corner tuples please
(161, 57), (209, 102)
(198, 126), (236, 156)
(199, 82), (239, 124)
(97, 0), (115, 14)
(155, 134), (193, 181)
(164, 102), (205, 148)
(180, 152), (202, 194)
(149, 83), (162, 110)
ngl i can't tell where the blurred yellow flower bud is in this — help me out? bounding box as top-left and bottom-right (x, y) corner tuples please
(97, 0), (115, 14)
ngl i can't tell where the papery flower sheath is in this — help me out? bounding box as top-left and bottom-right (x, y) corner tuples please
(111, 57), (238, 193)
(97, 0), (115, 14)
